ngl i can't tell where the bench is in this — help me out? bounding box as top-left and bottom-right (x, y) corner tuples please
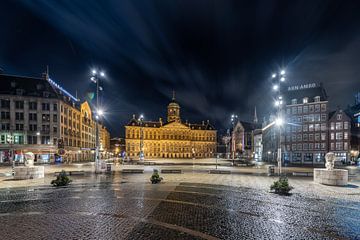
(209, 170), (231, 174)
(121, 169), (144, 174)
(54, 170), (85, 176)
(161, 169), (182, 174)
(292, 172), (313, 177)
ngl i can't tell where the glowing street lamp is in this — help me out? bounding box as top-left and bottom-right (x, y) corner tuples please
(273, 85), (279, 91)
(90, 68), (106, 173)
(138, 114), (145, 161)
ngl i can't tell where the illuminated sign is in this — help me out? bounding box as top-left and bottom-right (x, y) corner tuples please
(48, 78), (79, 102)
(288, 83), (317, 91)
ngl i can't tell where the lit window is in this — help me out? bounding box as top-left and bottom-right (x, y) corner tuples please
(303, 97), (308, 104)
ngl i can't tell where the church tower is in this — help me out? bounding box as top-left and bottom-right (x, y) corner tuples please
(167, 91), (181, 122)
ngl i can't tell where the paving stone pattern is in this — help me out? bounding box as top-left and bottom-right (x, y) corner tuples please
(0, 180), (359, 239)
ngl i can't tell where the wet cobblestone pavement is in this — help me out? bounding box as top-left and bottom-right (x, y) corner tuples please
(0, 176), (359, 239)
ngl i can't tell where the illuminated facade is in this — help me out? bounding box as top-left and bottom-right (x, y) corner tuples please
(0, 73), (106, 163)
(125, 95), (217, 159)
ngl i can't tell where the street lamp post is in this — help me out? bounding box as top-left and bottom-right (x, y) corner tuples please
(91, 69), (105, 172)
(230, 114), (238, 165)
(138, 114), (144, 161)
(271, 70), (286, 176)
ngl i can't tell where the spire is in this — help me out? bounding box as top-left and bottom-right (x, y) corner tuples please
(172, 90), (176, 101)
(254, 106), (258, 124)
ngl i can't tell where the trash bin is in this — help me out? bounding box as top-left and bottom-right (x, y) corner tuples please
(268, 165), (275, 176)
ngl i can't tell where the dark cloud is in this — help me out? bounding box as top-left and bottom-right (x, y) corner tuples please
(1, 0), (360, 136)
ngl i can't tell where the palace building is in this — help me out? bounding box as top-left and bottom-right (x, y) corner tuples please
(125, 94), (217, 159)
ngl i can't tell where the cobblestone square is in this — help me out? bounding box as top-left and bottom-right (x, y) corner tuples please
(0, 172), (359, 239)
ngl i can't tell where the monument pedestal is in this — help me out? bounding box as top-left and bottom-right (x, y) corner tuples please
(14, 166), (45, 180)
(313, 169), (348, 186)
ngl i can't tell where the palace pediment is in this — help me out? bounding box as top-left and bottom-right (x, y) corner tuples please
(161, 121), (190, 129)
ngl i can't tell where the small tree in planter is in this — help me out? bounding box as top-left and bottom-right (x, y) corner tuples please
(51, 170), (72, 187)
(270, 176), (293, 195)
(150, 169), (163, 184)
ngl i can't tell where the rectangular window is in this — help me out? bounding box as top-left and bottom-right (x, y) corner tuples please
(321, 143), (326, 150)
(309, 105), (314, 112)
(321, 123), (326, 131)
(309, 124), (314, 131)
(309, 143), (313, 150)
(335, 122), (343, 130)
(292, 144), (297, 150)
(344, 132), (348, 140)
(53, 114), (57, 122)
(304, 153), (313, 162)
(42, 114), (50, 122)
(314, 114), (320, 122)
(303, 134), (308, 141)
(297, 134), (302, 141)
(297, 106), (302, 114)
(344, 122), (349, 129)
(29, 113), (37, 121)
(303, 125), (308, 132)
(53, 103), (58, 111)
(336, 132), (343, 140)
(292, 107), (297, 114)
(29, 102), (37, 110)
(29, 124), (37, 131)
(315, 133), (320, 141)
(321, 133), (326, 141)
(15, 124), (24, 130)
(303, 106), (308, 113)
(42, 103), (50, 111)
(321, 114), (327, 121)
(309, 134), (314, 141)
(331, 122), (335, 130)
(331, 133), (334, 140)
(292, 134), (296, 142)
(1, 111), (10, 120)
(0, 99), (10, 108)
(315, 104), (320, 112)
(315, 124), (320, 131)
(15, 101), (24, 109)
(330, 143), (334, 150)
(336, 142), (343, 150)
(337, 114), (342, 120)
(41, 136), (50, 144)
(303, 143), (308, 150)
(15, 112), (24, 120)
(344, 142), (348, 150)
(321, 104), (326, 112)
(1, 123), (10, 130)
(27, 135), (37, 144)
(297, 143), (302, 150)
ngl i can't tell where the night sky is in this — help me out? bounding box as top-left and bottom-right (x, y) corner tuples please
(1, 0), (360, 137)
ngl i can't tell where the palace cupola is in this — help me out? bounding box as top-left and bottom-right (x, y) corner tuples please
(167, 91), (181, 122)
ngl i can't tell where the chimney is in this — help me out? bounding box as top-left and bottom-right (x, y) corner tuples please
(159, 117), (163, 126)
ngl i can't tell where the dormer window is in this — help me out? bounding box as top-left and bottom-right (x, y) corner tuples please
(302, 97), (308, 104)
(16, 89), (24, 95)
(36, 84), (43, 90)
(291, 99), (297, 105)
(314, 96), (320, 102)
(43, 91), (50, 98)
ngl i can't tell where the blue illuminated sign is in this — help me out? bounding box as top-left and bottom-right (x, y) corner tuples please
(48, 78), (79, 102)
